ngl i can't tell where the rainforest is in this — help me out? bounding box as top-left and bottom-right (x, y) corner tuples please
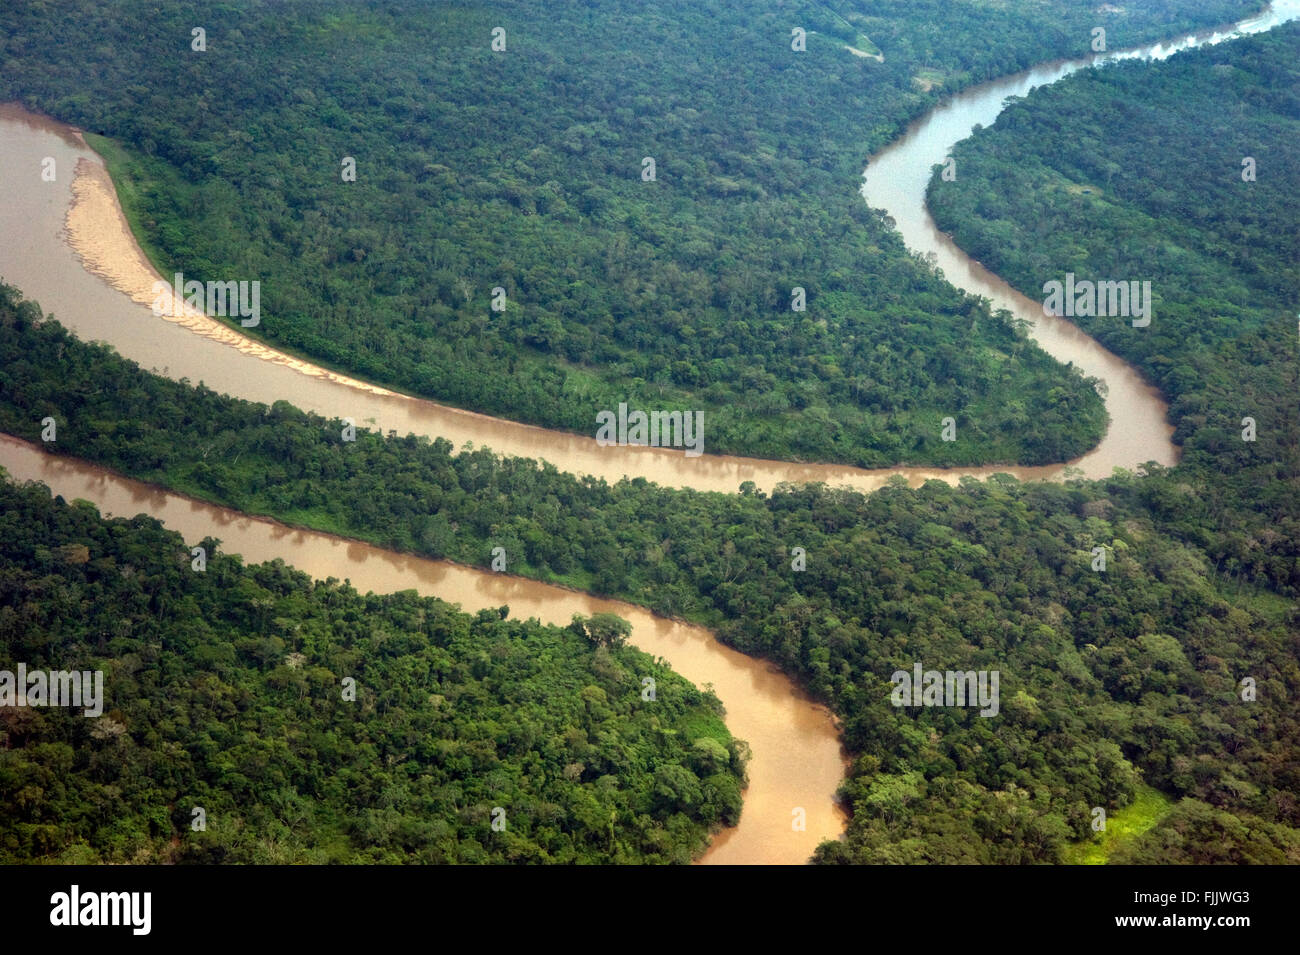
(0, 0), (1296, 880)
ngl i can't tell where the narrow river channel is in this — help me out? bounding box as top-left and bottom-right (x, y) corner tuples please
(0, 0), (1293, 863)
(0, 433), (848, 865)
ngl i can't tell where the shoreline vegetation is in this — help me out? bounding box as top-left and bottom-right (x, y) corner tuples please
(1, 0), (1295, 865)
(3, 274), (1297, 862)
(0, 473), (747, 864)
(38, 130), (1110, 496)
(5, 0), (1255, 467)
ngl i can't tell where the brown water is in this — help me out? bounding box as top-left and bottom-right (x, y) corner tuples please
(0, 434), (847, 865)
(0, 83), (1179, 494)
(861, 0), (1298, 479)
(3, 7), (1295, 495)
(0, 0), (1293, 865)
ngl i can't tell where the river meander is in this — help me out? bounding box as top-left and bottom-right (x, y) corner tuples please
(0, 0), (1293, 863)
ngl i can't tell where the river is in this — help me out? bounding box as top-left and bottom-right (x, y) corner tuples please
(0, 0), (1293, 864)
(0, 433), (848, 865)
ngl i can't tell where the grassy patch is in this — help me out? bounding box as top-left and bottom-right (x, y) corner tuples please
(1062, 783), (1173, 864)
(853, 33), (882, 56)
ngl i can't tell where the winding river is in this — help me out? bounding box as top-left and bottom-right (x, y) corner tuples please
(0, 432), (843, 864)
(0, 0), (1294, 864)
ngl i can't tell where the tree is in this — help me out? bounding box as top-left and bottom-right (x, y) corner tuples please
(570, 612), (632, 649)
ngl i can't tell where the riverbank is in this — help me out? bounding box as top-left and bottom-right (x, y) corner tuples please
(0, 433), (849, 865)
(1, 1), (1292, 865)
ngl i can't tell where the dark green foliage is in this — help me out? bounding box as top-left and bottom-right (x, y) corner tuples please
(2, 283), (1296, 863)
(3, 1), (1258, 465)
(928, 24), (1300, 603)
(0, 474), (745, 864)
(0, 0), (1294, 865)
(920, 25), (1300, 861)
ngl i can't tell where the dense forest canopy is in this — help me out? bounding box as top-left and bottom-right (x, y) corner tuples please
(925, 23), (1300, 860)
(1, 0), (1261, 466)
(928, 23), (1300, 607)
(0, 470), (746, 864)
(3, 274), (1296, 862)
(1, 0), (1297, 866)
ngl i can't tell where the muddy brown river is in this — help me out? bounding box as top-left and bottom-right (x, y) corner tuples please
(0, 433), (847, 865)
(0, 0), (1293, 863)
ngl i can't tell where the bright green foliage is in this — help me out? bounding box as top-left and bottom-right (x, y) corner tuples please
(920, 25), (1300, 862)
(1061, 784), (1173, 865)
(0, 477), (746, 864)
(0, 0), (1294, 865)
(3, 1), (1256, 465)
(2, 283), (1297, 863)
